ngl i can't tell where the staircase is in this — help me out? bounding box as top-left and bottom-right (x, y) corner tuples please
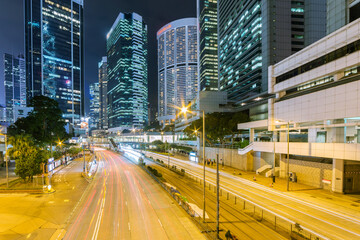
(109, 138), (117, 150)
(238, 142), (254, 155)
(256, 164), (272, 175)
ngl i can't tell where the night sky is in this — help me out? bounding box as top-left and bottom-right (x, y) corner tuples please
(0, 0), (196, 113)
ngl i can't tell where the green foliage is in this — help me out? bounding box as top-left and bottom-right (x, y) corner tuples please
(8, 96), (69, 146)
(151, 140), (165, 152)
(67, 147), (82, 156)
(184, 111), (249, 143)
(7, 134), (48, 182)
(162, 124), (174, 132)
(144, 121), (161, 131)
(147, 166), (163, 178)
(151, 140), (164, 146)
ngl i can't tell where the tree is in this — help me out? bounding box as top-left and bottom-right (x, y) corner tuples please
(8, 96), (69, 146)
(7, 134), (48, 181)
(184, 111), (249, 144)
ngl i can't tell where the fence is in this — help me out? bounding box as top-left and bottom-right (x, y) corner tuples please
(141, 153), (329, 240)
(139, 161), (219, 240)
(186, 172), (327, 240)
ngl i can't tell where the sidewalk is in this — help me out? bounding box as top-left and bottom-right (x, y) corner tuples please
(170, 152), (360, 217)
(0, 161), (17, 185)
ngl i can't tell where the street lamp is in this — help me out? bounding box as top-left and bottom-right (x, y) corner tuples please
(180, 106), (207, 221)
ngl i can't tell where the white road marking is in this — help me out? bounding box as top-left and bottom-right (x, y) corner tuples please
(128, 222), (131, 231)
(158, 219), (163, 227)
(91, 198), (106, 240)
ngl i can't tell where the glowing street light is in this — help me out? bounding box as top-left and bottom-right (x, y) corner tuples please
(178, 105), (207, 222)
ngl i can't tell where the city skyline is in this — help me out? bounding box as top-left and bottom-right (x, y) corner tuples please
(0, 0), (196, 113)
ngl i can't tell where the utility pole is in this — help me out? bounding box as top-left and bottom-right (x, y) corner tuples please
(286, 121), (290, 191)
(216, 154), (220, 239)
(167, 141), (170, 168)
(202, 110), (206, 222)
(83, 145), (86, 173)
(4, 132), (8, 188)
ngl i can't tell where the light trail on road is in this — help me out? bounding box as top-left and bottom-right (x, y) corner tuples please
(64, 149), (206, 240)
(146, 151), (360, 240)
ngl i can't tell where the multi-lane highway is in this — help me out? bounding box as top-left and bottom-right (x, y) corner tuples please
(145, 151), (360, 240)
(65, 149), (206, 240)
(143, 156), (285, 240)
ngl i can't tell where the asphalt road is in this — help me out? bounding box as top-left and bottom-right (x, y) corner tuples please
(64, 149), (206, 240)
(143, 157), (286, 240)
(145, 151), (360, 240)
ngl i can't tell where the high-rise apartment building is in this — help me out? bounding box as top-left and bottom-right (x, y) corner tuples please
(218, 0), (326, 121)
(89, 82), (100, 130)
(98, 57), (108, 130)
(106, 12), (148, 131)
(157, 18), (198, 126)
(198, 0), (218, 91)
(25, 0), (84, 124)
(327, 0), (360, 34)
(3, 54), (26, 122)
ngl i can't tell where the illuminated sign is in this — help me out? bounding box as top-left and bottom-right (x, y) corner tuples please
(157, 24), (172, 36)
(189, 152), (198, 162)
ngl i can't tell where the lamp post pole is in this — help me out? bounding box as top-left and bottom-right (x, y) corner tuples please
(180, 107), (206, 221)
(216, 153), (220, 238)
(4, 133), (8, 188)
(202, 110), (206, 221)
(286, 121), (290, 191)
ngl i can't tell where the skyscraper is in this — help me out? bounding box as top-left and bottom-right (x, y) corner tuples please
(327, 0), (360, 34)
(25, 0), (84, 124)
(218, 0), (326, 121)
(106, 12), (148, 131)
(98, 57), (108, 130)
(157, 18), (198, 126)
(89, 82), (100, 130)
(3, 54), (26, 122)
(197, 0), (218, 91)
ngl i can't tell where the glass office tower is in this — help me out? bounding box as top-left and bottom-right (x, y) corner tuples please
(157, 18), (198, 126)
(89, 82), (100, 130)
(218, 0), (326, 120)
(3, 54), (26, 122)
(25, 0), (84, 124)
(98, 56), (108, 130)
(106, 12), (148, 131)
(198, 0), (218, 91)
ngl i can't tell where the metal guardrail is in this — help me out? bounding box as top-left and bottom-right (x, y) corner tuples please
(185, 172), (328, 240)
(144, 152), (329, 240)
(139, 161), (218, 240)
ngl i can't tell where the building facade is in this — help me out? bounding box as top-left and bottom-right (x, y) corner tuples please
(218, 0), (326, 121)
(98, 56), (108, 130)
(237, 18), (360, 194)
(25, 0), (84, 124)
(327, 0), (360, 34)
(106, 12), (148, 132)
(157, 18), (198, 126)
(3, 54), (26, 122)
(89, 82), (100, 130)
(198, 0), (218, 91)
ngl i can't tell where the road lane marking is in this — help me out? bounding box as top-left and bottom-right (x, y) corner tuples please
(91, 198), (106, 240)
(128, 222), (131, 231)
(158, 219), (163, 227)
(147, 151), (360, 238)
